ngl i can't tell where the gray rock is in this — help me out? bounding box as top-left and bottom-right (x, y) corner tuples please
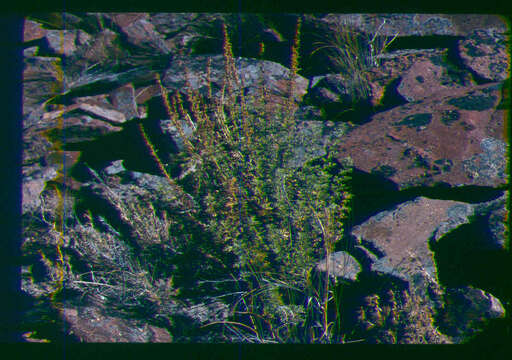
(316, 251), (361, 281)
(439, 286), (506, 339)
(44, 29), (93, 57)
(159, 118), (195, 152)
(163, 54), (309, 104)
(110, 84), (139, 121)
(23, 56), (63, 118)
(104, 160), (126, 175)
(22, 166), (58, 214)
(23, 46), (39, 57)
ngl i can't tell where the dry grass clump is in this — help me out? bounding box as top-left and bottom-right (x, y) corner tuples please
(312, 18), (398, 102)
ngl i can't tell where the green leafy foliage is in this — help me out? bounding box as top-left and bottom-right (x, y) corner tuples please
(154, 20), (354, 343)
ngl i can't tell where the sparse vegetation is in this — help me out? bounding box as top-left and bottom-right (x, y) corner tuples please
(312, 18), (398, 103)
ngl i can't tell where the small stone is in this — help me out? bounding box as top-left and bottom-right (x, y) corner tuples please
(316, 251), (361, 281)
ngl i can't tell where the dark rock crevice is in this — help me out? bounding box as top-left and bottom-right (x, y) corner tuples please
(350, 169), (505, 227)
(386, 35), (463, 52)
(432, 219), (512, 300)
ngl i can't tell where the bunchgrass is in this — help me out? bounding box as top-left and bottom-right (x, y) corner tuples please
(312, 18), (399, 103)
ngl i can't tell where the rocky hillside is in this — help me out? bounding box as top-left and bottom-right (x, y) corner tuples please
(21, 13), (510, 343)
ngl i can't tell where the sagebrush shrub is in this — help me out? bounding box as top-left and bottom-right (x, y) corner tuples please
(155, 17), (354, 343)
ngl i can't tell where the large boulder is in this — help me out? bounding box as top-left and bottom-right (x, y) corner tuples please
(336, 82), (506, 190)
(109, 13), (171, 55)
(397, 59), (474, 102)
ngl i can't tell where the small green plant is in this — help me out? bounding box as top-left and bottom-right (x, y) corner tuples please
(312, 18), (399, 103)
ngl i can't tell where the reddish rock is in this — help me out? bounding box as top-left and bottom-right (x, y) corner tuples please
(111, 13), (148, 28)
(397, 60), (472, 102)
(77, 103), (126, 123)
(458, 29), (510, 81)
(336, 82), (506, 189)
(43, 99), (127, 124)
(351, 197), (471, 282)
(111, 13), (170, 54)
(61, 306), (172, 342)
(135, 84), (161, 104)
(24, 19), (47, 42)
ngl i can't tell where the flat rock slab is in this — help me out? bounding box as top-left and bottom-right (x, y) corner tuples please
(352, 196), (480, 282)
(43, 101), (127, 124)
(24, 19), (48, 42)
(61, 306), (172, 342)
(336, 82), (506, 189)
(43, 115), (123, 144)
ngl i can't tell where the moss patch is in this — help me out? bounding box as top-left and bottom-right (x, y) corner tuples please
(394, 113), (432, 130)
(447, 94), (496, 111)
(440, 110), (460, 126)
(371, 164), (397, 178)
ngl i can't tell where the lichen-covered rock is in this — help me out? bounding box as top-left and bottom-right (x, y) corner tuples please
(336, 82), (506, 189)
(352, 197), (470, 283)
(20, 13), (510, 344)
(318, 14), (507, 37)
(351, 195), (509, 343)
(397, 60), (473, 102)
(458, 29), (510, 81)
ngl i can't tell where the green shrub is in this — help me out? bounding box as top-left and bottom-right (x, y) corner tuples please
(156, 18), (354, 343)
